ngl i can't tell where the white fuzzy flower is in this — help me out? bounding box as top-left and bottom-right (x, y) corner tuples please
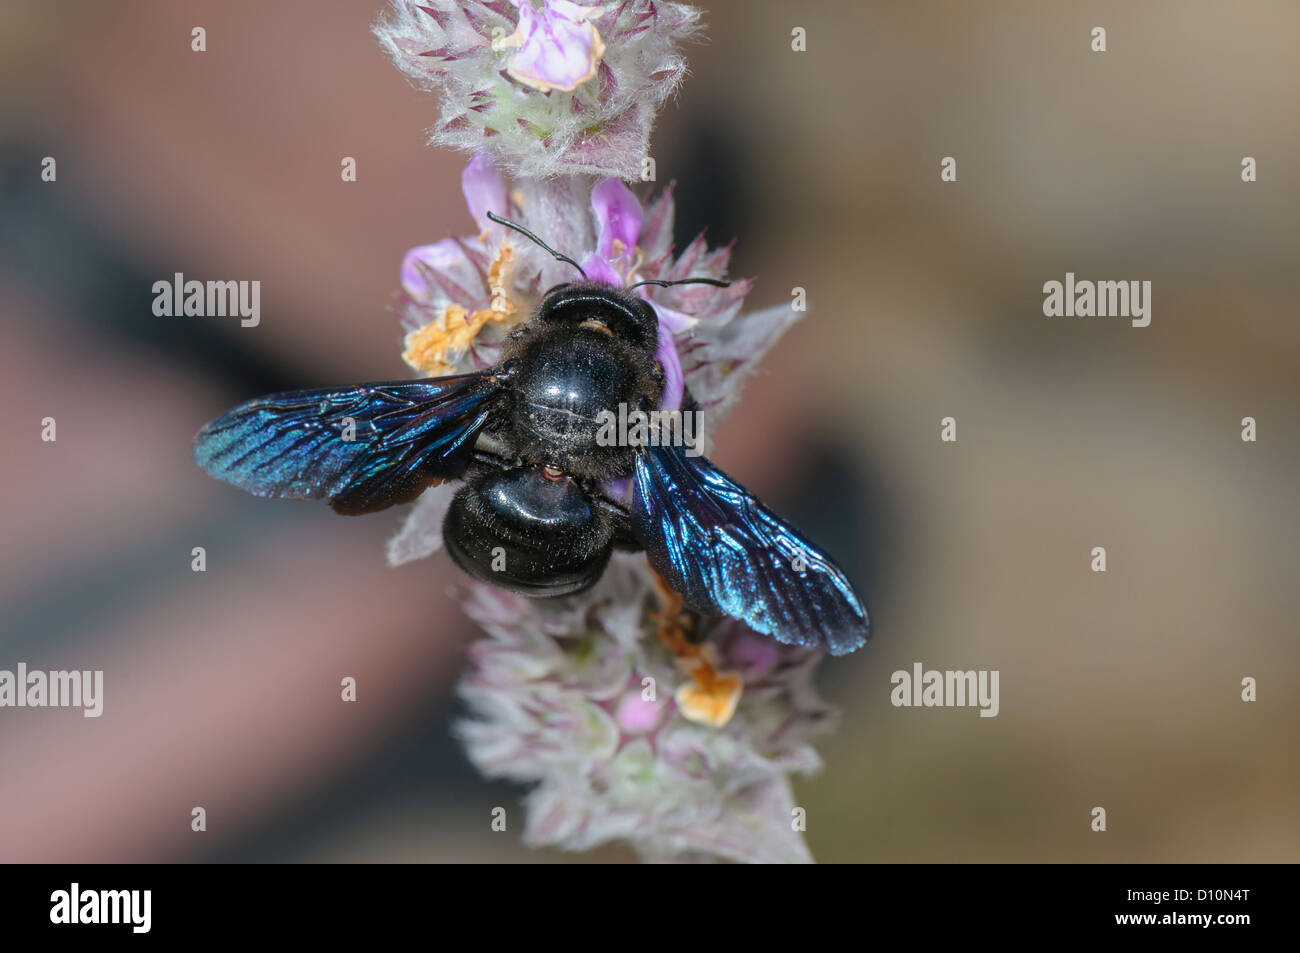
(373, 0), (702, 179)
(455, 554), (836, 863)
(371, 0), (849, 859)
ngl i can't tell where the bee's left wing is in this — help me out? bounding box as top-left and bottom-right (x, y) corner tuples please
(630, 444), (870, 655)
(194, 371), (503, 515)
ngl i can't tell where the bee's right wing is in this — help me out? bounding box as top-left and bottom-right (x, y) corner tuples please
(194, 371), (503, 515)
(630, 443), (870, 656)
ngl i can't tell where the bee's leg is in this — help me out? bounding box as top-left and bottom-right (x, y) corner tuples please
(589, 485), (641, 550)
(649, 570), (694, 652)
(648, 573), (722, 657)
(648, 570), (743, 729)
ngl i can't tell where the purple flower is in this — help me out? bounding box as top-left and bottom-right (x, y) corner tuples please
(494, 1), (606, 93)
(373, 1), (703, 179)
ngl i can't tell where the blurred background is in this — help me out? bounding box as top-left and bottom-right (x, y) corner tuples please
(1, 0), (1296, 862)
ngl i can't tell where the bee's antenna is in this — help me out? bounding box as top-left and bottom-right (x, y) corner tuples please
(486, 211), (588, 279)
(626, 277), (733, 291)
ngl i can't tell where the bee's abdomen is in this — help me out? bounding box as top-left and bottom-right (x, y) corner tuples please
(443, 466), (612, 597)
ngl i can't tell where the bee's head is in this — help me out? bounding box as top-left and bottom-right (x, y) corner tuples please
(534, 282), (659, 353)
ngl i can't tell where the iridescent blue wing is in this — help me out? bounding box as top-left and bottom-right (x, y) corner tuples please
(194, 372), (502, 515)
(631, 444), (870, 655)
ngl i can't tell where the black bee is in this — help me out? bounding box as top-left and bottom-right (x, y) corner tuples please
(194, 214), (870, 655)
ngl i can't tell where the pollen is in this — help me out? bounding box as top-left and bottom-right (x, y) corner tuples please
(487, 242), (519, 316)
(674, 662), (743, 730)
(402, 242), (521, 376)
(652, 575), (743, 730)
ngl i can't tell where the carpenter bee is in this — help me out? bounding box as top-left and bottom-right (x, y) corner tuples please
(194, 214), (870, 655)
